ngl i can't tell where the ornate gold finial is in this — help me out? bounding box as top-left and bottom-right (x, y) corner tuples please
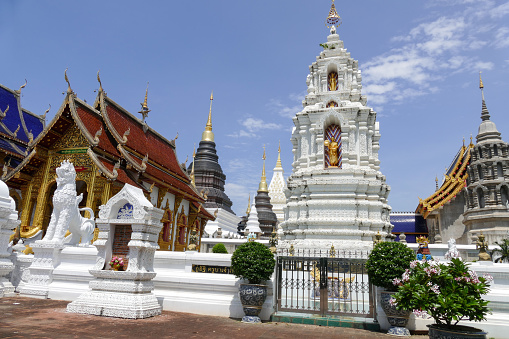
(149, 182), (155, 193)
(275, 141), (283, 170)
(326, 0), (341, 29)
(41, 104), (50, 120)
(97, 70), (103, 92)
(470, 134), (473, 146)
(190, 144), (196, 187)
(139, 82), (151, 122)
(64, 68), (72, 93)
(12, 124), (20, 138)
(201, 91), (214, 142)
(0, 105), (9, 119)
(246, 193), (251, 215)
(258, 145), (268, 192)
(16, 79), (27, 95)
(479, 71), (485, 101)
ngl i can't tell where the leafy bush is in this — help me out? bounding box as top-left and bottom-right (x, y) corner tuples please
(393, 258), (492, 328)
(491, 238), (509, 263)
(365, 241), (416, 291)
(212, 243), (228, 254)
(231, 241), (275, 284)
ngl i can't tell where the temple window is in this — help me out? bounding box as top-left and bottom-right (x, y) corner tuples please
(477, 165), (484, 180)
(327, 101), (338, 108)
(162, 210), (173, 243)
(497, 163), (504, 178)
(328, 72), (338, 91)
(501, 186), (509, 208)
(477, 188), (485, 208)
(324, 124), (342, 168)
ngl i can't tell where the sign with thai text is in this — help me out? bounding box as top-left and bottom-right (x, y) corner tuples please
(192, 264), (231, 274)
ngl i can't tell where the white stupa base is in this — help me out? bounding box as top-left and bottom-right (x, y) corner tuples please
(278, 238), (374, 253)
(67, 290), (161, 319)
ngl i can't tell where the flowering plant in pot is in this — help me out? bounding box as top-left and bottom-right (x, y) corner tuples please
(366, 241), (416, 335)
(231, 241), (275, 323)
(393, 258), (492, 339)
(109, 256), (124, 271)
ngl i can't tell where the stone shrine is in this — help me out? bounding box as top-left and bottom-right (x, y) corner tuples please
(279, 3), (392, 251)
(67, 183), (163, 318)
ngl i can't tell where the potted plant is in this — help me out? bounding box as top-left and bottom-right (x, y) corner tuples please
(109, 256), (124, 271)
(366, 241), (416, 335)
(231, 241), (275, 323)
(393, 258), (492, 339)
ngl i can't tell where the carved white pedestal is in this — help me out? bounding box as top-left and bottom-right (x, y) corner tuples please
(0, 180), (19, 297)
(19, 242), (64, 298)
(67, 184), (164, 319)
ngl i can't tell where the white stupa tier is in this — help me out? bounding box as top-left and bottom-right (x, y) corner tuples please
(279, 24), (392, 251)
(204, 207), (241, 236)
(268, 146), (286, 223)
(244, 202), (262, 234)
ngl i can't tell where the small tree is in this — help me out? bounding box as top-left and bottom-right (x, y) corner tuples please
(366, 241), (416, 292)
(491, 238), (509, 263)
(231, 241), (275, 284)
(212, 243), (228, 254)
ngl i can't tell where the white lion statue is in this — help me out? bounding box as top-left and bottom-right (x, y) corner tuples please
(444, 238), (461, 260)
(42, 160), (95, 246)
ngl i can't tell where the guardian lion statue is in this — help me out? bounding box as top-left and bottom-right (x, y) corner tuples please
(444, 238), (460, 260)
(42, 160), (95, 246)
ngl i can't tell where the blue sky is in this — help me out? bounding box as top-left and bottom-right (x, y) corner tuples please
(2, 1), (509, 216)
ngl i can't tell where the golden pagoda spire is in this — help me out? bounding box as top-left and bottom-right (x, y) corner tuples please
(139, 82), (151, 122)
(201, 91), (215, 142)
(275, 141), (283, 170)
(479, 71), (484, 101)
(190, 144), (196, 187)
(435, 176), (439, 191)
(326, 0), (341, 28)
(246, 193), (251, 215)
(258, 145), (268, 192)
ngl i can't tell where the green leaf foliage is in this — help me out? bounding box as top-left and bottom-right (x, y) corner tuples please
(365, 241), (416, 291)
(393, 258), (492, 328)
(231, 241), (275, 284)
(212, 243), (228, 254)
(491, 238), (509, 263)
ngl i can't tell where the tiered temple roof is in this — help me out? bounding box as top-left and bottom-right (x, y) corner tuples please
(416, 141), (473, 218)
(4, 76), (212, 220)
(0, 83), (45, 177)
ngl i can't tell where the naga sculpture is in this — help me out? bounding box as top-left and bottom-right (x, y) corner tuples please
(41, 160), (95, 246)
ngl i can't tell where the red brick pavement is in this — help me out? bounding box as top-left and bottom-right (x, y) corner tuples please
(0, 296), (413, 339)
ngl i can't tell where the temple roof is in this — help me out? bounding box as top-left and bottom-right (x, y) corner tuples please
(4, 79), (209, 216)
(0, 84), (46, 168)
(416, 142), (473, 218)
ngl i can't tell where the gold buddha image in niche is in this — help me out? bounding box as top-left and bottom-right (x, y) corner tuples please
(324, 136), (339, 167)
(328, 71), (338, 91)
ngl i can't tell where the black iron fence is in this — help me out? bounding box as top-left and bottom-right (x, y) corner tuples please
(275, 250), (374, 317)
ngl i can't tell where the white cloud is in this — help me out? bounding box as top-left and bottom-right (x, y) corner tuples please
(362, 1), (508, 112)
(241, 117), (281, 132)
(493, 27), (509, 48)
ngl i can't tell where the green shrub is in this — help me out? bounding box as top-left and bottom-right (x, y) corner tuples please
(366, 241), (415, 291)
(212, 243), (228, 254)
(231, 241), (275, 284)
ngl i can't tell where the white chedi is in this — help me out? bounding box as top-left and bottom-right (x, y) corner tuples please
(244, 202), (262, 235)
(0, 179), (19, 297)
(41, 160), (95, 246)
(279, 26), (392, 251)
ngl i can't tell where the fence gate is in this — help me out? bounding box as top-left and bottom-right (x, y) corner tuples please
(275, 251), (374, 317)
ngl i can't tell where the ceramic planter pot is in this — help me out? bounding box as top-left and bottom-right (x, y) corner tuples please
(428, 324), (487, 339)
(380, 291), (411, 336)
(239, 283), (267, 323)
